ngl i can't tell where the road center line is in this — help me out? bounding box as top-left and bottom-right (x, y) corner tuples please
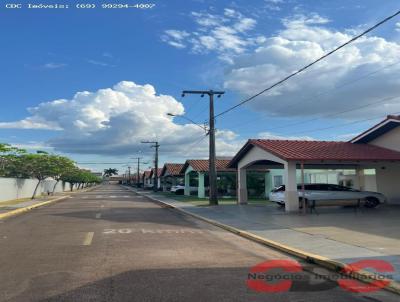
(83, 232), (94, 246)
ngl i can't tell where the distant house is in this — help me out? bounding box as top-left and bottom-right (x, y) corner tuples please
(142, 170), (152, 189)
(149, 168), (163, 189)
(160, 163), (184, 191)
(180, 158), (236, 198)
(131, 173), (143, 187)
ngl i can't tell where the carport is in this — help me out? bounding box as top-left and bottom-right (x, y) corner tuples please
(181, 159), (236, 198)
(229, 139), (400, 212)
(160, 163), (184, 191)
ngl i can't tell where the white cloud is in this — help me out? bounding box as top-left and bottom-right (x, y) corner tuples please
(224, 13), (400, 120)
(258, 131), (314, 141)
(396, 22), (400, 32)
(264, 0), (284, 11)
(0, 119), (62, 130)
(87, 59), (116, 67)
(162, 8), (265, 62)
(42, 62), (67, 69)
(0, 81), (243, 157)
(161, 30), (190, 48)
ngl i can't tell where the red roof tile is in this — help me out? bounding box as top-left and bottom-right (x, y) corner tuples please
(150, 168), (163, 178)
(230, 139), (400, 165)
(181, 159), (235, 173)
(161, 163), (184, 177)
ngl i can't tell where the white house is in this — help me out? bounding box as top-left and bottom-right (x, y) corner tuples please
(229, 115), (400, 212)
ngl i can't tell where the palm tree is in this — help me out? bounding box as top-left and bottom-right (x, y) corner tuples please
(103, 168), (118, 177)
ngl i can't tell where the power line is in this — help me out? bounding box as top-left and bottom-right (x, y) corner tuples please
(214, 9), (400, 119)
(280, 111), (400, 137)
(227, 60), (400, 131)
(240, 95), (400, 135)
(77, 162), (131, 164)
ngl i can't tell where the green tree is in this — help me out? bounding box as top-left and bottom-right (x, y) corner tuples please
(0, 143), (26, 176)
(104, 168), (118, 177)
(17, 154), (61, 199)
(49, 156), (76, 194)
(60, 167), (82, 191)
(61, 168), (101, 191)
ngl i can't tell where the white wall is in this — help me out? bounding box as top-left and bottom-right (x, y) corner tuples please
(369, 126), (400, 152)
(375, 164), (400, 204)
(0, 177), (76, 203)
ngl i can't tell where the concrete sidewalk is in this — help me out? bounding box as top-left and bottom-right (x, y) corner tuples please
(133, 188), (400, 284)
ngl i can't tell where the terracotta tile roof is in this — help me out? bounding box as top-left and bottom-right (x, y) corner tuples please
(181, 159), (235, 173)
(230, 139), (400, 166)
(161, 163), (184, 177)
(150, 168), (163, 178)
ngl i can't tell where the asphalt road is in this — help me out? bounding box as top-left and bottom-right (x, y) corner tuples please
(0, 184), (397, 302)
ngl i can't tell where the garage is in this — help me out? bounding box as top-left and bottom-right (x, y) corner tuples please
(229, 115), (400, 212)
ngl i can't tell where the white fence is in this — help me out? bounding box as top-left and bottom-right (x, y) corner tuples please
(0, 177), (77, 203)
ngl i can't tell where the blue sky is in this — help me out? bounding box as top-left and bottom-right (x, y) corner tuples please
(1, 0), (400, 173)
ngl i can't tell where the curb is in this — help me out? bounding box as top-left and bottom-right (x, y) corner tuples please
(0, 195), (69, 220)
(126, 186), (400, 296)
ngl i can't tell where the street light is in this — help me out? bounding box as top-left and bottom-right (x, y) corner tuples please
(167, 113), (208, 133)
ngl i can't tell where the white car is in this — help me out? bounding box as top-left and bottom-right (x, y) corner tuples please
(269, 183), (386, 208)
(170, 184), (185, 195)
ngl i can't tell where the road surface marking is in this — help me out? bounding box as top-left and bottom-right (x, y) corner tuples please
(83, 232), (94, 246)
(95, 213), (101, 219)
(100, 205), (105, 208)
(102, 228), (204, 234)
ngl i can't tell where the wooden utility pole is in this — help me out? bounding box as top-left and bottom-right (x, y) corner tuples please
(141, 141), (160, 192)
(182, 90), (225, 205)
(130, 157), (147, 187)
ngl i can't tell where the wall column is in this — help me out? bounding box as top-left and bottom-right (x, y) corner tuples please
(265, 171), (272, 198)
(356, 167), (365, 191)
(238, 167), (248, 204)
(198, 172), (205, 198)
(184, 172), (191, 196)
(284, 161), (298, 212)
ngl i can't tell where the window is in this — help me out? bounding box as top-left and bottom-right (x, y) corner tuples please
(273, 175), (283, 187)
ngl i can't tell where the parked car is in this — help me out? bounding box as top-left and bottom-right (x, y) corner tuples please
(170, 184), (185, 195)
(269, 183), (386, 208)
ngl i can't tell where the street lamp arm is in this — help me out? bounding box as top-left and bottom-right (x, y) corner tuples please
(167, 113), (208, 132)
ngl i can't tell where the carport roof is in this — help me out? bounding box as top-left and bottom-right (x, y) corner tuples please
(143, 170), (152, 179)
(161, 163), (184, 177)
(181, 159), (235, 173)
(150, 168), (163, 178)
(229, 139), (400, 166)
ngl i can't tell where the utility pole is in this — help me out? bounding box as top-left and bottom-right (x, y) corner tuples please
(130, 157), (148, 188)
(128, 166), (131, 185)
(141, 141), (160, 192)
(136, 158), (140, 187)
(182, 90), (225, 205)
